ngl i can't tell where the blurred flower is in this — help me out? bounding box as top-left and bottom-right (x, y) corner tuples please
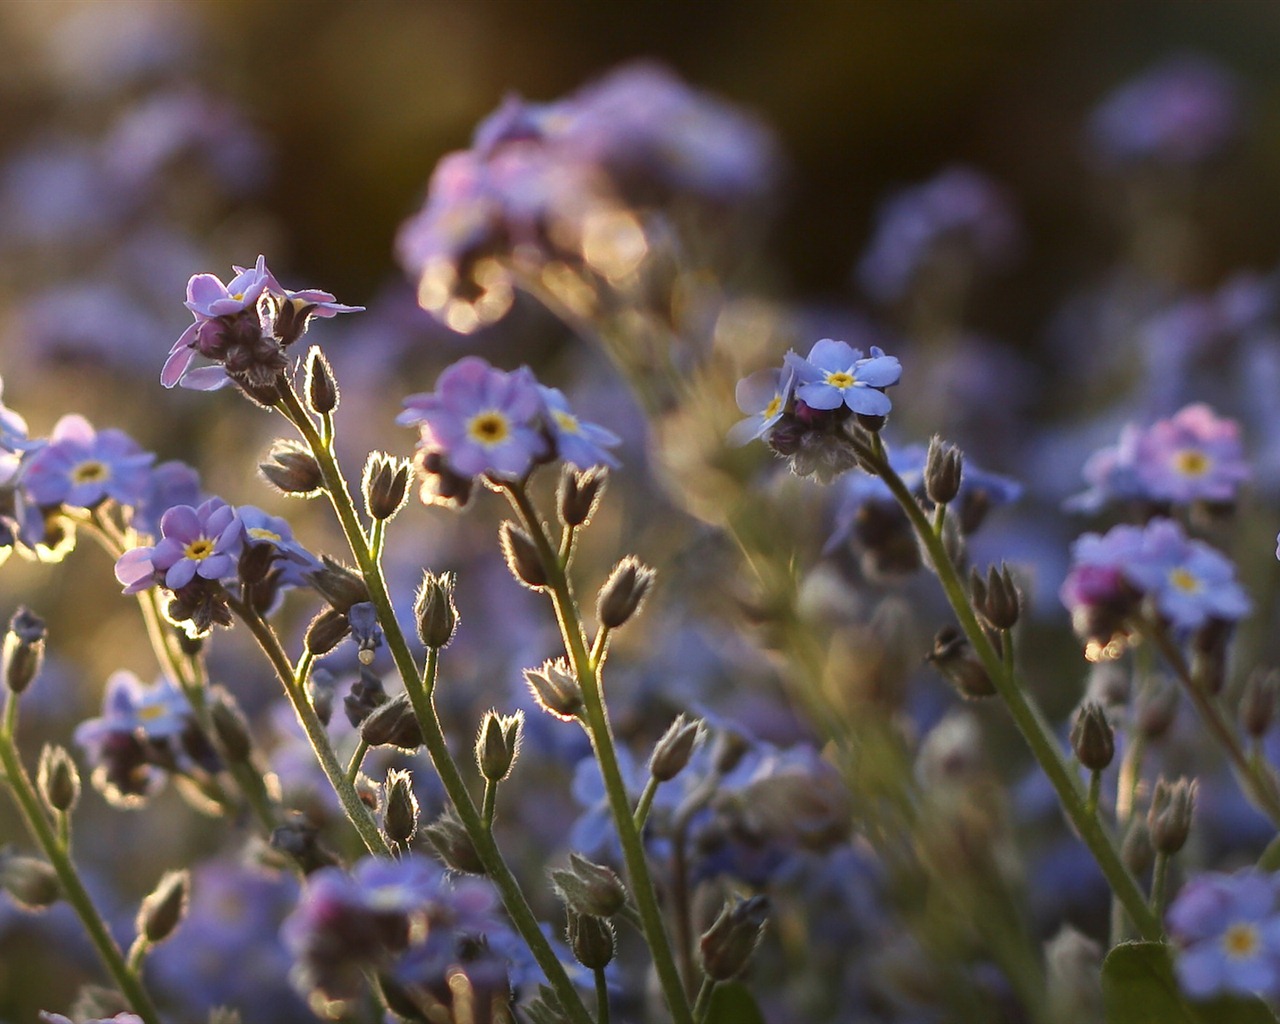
(1167, 868), (1280, 1001)
(856, 165), (1020, 304)
(21, 415), (154, 512)
(1088, 54), (1241, 168)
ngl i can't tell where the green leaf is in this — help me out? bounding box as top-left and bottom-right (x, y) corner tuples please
(704, 981), (766, 1024)
(1102, 941), (1278, 1024)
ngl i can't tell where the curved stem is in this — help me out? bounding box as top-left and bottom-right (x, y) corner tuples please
(505, 482), (695, 1024)
(0, 723), (162, 1024)
(857, 436), (1163, 941)
(276, 384), (594, 1024)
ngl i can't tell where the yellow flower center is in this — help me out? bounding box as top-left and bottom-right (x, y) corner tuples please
(552, 410), (581, 435)
(1168, 567), (1201, 593)
(71, 460), (109, 484)
(247, 527), (282, 544)
(1223, 922), (1260, 959)
(231, 291), (245, 301)
(824, 370), (857, 390)
(763, 395), (783, 419)
(468, 411), (510, 446)
(138, 703), (168, 723)
(1173, 449), (1210, 477)
(184, 538), (215, 561)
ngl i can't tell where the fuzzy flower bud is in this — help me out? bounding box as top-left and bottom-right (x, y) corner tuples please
(551, 853), (628, 918)
(1121, 818), (1154, 877)
(924, 436), (963, 505)
(383, 768), (419, 847)
(1069, 701), (1115, 772)
(413, 571), (458, 649)
(137, 870), (189, 944)
(37, 744), (80, 814)
(359, 694), (423, 751)
(3, 607), (46, 695)
(304, 608), (350, 657)
(566, 909), (615, 971)
(1241, 668), (1279, 739)
(558, 465), (608, 528)
(259, 442), (325, 497)
(500, 521), (547, 590)
(362, 453), (409, 522)
(649, 714), (703, 782)
(0, 850), (59, 910)
(476, 710), (522, 783)
(971, 563), (1021, 631)
(423, 810), (485, 874)
(927, 626), (995, 699)
(1148, 776), (1196, 855)
(308, 556), (370, 613)
(597, 557), (655, 629)
(208, 689), (253, 763)
(305, 347), (339, 415)
(524, 659), (583, 721)
(700, 894), (769, 981)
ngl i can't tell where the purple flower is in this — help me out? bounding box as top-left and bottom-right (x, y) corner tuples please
(1088, 55), (1241, 168)
(856, 165), (1020, 304)
(237, 504), (323, 589)
(1167, 869), (1280, 1001)
(0, 376), (32, 453)
(21, 414), (154, 511)
(132, 460), (203, 538)
(1061, 524), (1148, 656)
(537, 385), (620, 469)
(784, 339), (901, 417)
(116, 497), (244, 594)
(1067, 403), (1250, 512)
(1120, 518), (1250, 630)
(728, 366), (795, 447)
(398, 356), (551, 483)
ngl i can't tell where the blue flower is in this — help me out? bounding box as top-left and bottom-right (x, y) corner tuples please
(784, 339), (901, 417)
(21, 414), (154, 511)
(537, 384), (621, 469)
(116, 498), (244, 594)
(1120, 518), (1250, 631)
(727, 365), (794, 447)
(1167, 869), (1280, 1001)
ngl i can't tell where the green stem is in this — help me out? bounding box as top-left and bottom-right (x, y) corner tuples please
(482, 778), (498, 832)
(595, 967), (610, 1024)
(1258, 833), (1280, 871)
(346, 739), (370, 785)
(0, 726), (162, 1024)
(276, 384), (593, 1024)
(632, 776), (659, 832)
(506, 483), (695, 1024)
(1151, 852), (1170, 918)
(858, 435), (1163, 941)
(1086, 770), (1102, 819)
(692, 978), (716, 1023)
(229, 597), (389, 857)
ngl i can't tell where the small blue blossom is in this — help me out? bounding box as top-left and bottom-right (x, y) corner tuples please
(728, 365), (795, 447)
(1119, 518), (1250, 631)
(784, 339), (901, 417)
(537, 384), (621, 469)
(237, 504), (324, 589)
(21, 414), (154, 511)
(116, 497), (245, 594)
(132, 460), (203, 538)
(1167, 869), (1280, 1001)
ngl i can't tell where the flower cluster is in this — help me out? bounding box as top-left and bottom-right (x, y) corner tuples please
(396, 61), (779, 331)
(1061, 517), (1250, 655)
(163, 255), (361, 402)
(1067, 403), (1250, 513)
(731, 338), (902, 483)
(398, 355), (620, 506)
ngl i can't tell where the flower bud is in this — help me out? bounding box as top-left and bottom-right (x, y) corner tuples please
(1069, 701), (1115, 772)
(414, 571), (458, 649)
(649, 714), (703, 782)
(1241, 668), (1279, 739)
(500, 522), (547, 590)
(362, 452), (409, 522)
(551, 853), (628, 918)
(927, 626), (995, 699)
(359, 694), (423, 751)
(305, 347), (339, 415)
(36, 744), (80, 814)
(1135, 675), (1179, 740)
(344, 667), (388, 727)
(1190, 617), (1232, 695)
(699, 894), (769, 981)
(423, 811), (485, 874)
(207, 689), (253, 763)
(524, 660), (583, 721)
(476, 710), (522, 783)
(566, 909), (615, 970)
(924, 436), (963, 505)
(3, 607), (46, 695)
(597, 557), (655, 629)
(1121, 818), (1154, 877)
(1148, 776), (1196, 855)
(259, 442), (325, 497)
(308, 556), (370, 613)
(971, 563), (1020, 631)
(558, 465), (607, 528)
(304, 608), (350, 657)
(383, 768), (419, 847)
(270, 813), (339, 874)
(0, 850), (59, 909)
(137, 869), (189, 944)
